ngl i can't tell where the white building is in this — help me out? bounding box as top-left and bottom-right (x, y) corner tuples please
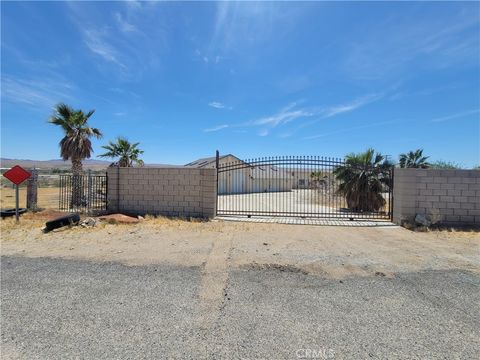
(185, 155), (294, 194)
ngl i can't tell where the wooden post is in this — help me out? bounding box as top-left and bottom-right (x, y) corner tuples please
(26, 168), (38, 211)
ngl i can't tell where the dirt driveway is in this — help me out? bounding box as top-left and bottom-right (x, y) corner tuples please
(1, 214), (479, 359)
(1, 214), (478, 278)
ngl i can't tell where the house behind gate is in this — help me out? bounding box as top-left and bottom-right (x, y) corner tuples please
(185, 154), (294, 194)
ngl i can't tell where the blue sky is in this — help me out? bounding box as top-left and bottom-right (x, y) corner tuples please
(1, 1), (479, 167)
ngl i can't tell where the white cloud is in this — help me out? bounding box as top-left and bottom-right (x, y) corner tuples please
(82, 28), (127, 69)
(203, 93), (384, 136)
(208, 101), (227, 109)
(1, 75), (74, 108)
(303, 119), (403, 140)
(114, 12), (138, 33)
(257, 129), (269, 137)
(204, 124), (229, 132)
(210, 2), (300, 52)
(431, 109), (480, 123)
(252, 102), (313, 127)
(322, 94), (383, 118)
(114, 112), (127, 117)
(253, 109), (313, 127)
(344, 10), (480, 79)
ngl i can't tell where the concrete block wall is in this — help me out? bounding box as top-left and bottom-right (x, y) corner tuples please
(393, 168), (480, 226)
(107, 167), (217, 218)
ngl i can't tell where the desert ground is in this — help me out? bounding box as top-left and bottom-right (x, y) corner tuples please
(1, 213), (479, 359)
(1, 186), (59, 209)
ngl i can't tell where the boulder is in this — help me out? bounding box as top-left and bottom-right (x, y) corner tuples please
(415, 213), (431, 227)
(80, 217), (97, 228)
(98, 214), (140, 224)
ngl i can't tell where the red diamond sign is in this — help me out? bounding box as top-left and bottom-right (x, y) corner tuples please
(3, 165), (31, 185)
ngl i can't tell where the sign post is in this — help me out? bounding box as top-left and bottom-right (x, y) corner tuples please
(15, 184), (19, 222)
(2, 165), (32, 223)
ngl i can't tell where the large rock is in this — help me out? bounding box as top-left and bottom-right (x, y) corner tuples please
(98, 214), (140, 224)
(415, 213), (431, 227)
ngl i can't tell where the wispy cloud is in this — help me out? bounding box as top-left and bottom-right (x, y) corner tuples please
(67, 1), (166, 80)
(251, 102), (313, 127)
(208, 101), (227, 109)
(303, 119), (403, 140)
(82, 28), (127, 69)
(1, 75), (74, 109)
(114, 112), (127, 117)
(257, 129), (269, 137)
(114, 12), (138, 33)
(194, 49), (222, 65)
(210, 2), (301, 53)
(204, 124), (229, 132)
(202, 93), (384, 136)
(344, 10), (480, 79)
(431, 109), (480, 123)
(322, 94), (383, 118)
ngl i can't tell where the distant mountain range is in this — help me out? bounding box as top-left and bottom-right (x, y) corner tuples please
(0, 158), (180, 170)
(0, 158), (111, 170)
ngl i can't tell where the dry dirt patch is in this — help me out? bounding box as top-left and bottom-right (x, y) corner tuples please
(1, 213), (479, 279)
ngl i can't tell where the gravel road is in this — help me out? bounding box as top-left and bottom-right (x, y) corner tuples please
(2, 256), (479, 359)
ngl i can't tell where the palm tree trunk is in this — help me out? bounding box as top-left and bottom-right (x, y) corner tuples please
(71, 158), (83, 208)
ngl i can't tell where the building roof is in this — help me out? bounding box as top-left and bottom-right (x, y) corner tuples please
(185, 154), (242, 168)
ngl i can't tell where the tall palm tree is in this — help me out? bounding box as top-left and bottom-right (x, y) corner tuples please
(49, 103), (102, 207)
(399, 149), (430, 168)
(49, 103), (102, 175)
(98, 137), (144, 167)
(333, 148), (392, 212)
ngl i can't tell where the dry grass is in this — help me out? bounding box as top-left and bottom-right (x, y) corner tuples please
(0, 186), (59, 209)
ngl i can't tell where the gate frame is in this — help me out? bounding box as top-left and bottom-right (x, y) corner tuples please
(215, 152), (394, 221)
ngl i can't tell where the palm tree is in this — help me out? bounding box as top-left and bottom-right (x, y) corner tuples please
(49, 103), (102, 207)
(310, 171), (327, 189)
(399, 149), (429, 168)
(333, 148), (392, 212)
(98, 137), (144, 167)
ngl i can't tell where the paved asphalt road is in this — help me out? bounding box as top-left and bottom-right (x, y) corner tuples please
(2, 256), (479, 359)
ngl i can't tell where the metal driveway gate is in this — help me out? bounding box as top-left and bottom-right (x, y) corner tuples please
(216, 155), (393, 221)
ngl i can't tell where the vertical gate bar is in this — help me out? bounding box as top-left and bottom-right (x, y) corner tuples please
(313, 156), (316, 218)
(97, 175), (99, 211)
(105, 174), (108, 211)
(331, 157), (333, 218)
(215, 150), (219, 216)
(295, 155), (296, 217)
(390, 167), (394, 221)
(59, 175), (62, 210)
(91, 175), (94, 212)
(276, 156), (278, 217)
(335, 157), (338, 219)
(96, 175), (98, 211)
(302, 156), (305, 218)
(67, 174), (70, 211)
(334, 157), (337, 219)
(61, 175), (64, 211)
(321, 157), (324, 218)
(62, 175), (65, 211)
(284, 156), (286, 217)
(327, 157), (331, 219)
(83, 174), (86, 213)
(228, 160), (231, 214)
